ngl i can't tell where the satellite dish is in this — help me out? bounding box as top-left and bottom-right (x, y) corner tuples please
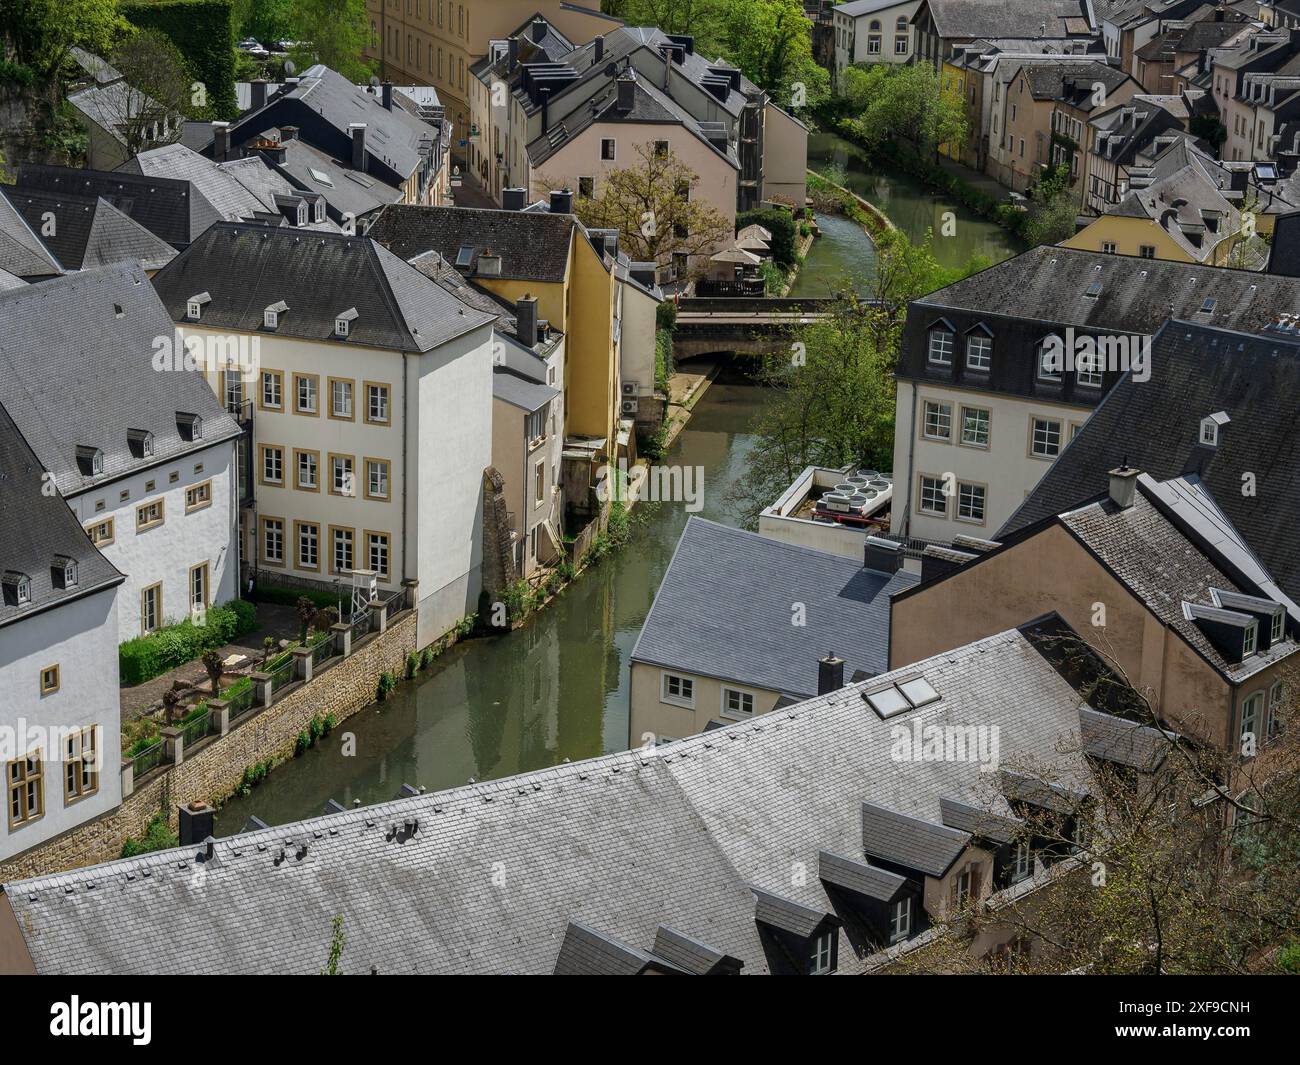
(283, 59), (296, 77)
(369, 74), (380, 87)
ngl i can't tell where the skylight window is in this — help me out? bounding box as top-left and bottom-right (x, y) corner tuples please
(455, 245), (475, 268)
(898, 677), (941, 707)
(863, 674), (943, 719)
(1084, 281), (1103, 299)
(309, 168), (333, 187)
(864, 686), (911, 719)
(1200, 297), (1216, 315)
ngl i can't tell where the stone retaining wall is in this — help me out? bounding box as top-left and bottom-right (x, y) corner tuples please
(0, 612), (417, 883)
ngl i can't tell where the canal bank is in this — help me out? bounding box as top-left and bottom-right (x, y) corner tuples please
(213, 367), (775, 833)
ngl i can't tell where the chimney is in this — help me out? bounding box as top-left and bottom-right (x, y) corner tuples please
(817, 654), (845, 695)
(502, 186), (527, 211)
(350, 122), (367, 172)
(251, 78), (268, 111)
(382, 80), (393, 110)
(920, 544), (978, 584)
(531, 17), (548, 43)
(594, 35), (605, 63)
(516, 295), (539, 347)
(508, 37), (519, 71)
(1108, 464), (1139, 509)
(540, 87), (551, 135)
(279, 125), (298, 142)
(616, 70), (636, 112)
(178, 800), (215, 846)
(550, 187), (574, 214)
(212, 120), (231, 161)
(477, 249), (502, 276)
(863, 535), (902, 574)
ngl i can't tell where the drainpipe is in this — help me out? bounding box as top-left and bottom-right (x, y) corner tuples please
(402, 353), (410, 591)
(902, 380), (917, 538)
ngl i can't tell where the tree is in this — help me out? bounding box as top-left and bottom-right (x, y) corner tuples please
(296, 596), (316, 643)
(564, 142), (732, 275)
(321, 915), (345, 975)
(717, 0), (828, 111)
(201, 649), (225, 695)
(0, 0), (124, 81)
(101, 28), (194, 156)
(1022, 163), (1078, 248)
(841, 63), (967, 161)
(243, 0), (295, 44)
(162, 688), (182, 725)
(288, 0), (372, 82)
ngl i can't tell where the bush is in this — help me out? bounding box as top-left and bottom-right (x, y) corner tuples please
(250, 585), (341, 611)
(121, 0), (239, 119)
(120, 813), (178, 858)
(377, 671), (397, 701)
(655, 300), (677, 332)
(406, 651), (420, 679)
(118, 601), (258, 686)
(654, 328), (674, 394)
(737, 207), (797, 267)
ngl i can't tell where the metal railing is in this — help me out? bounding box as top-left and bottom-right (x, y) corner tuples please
(131, 740), (164, 778)
(349, 614), (370, 646)
(180, 713), (210, 749)
(269, 656), (295, 693)
(226, 682), (256, 721)
(311, 633), (335, 669)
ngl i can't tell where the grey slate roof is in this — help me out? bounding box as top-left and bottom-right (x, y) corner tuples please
(0, 404), (123, 630)
(861, 802), (971, 878)
(630, 517), (918, 695)
(2, 628), (1099, 975)
(922, 0), (1094, 39)
(1079, 707), (1173, 771)
(255, 134), (405, 219)
(368, 204), (578, 283)
(0, 191), (63, 279)
(0, 268), (25, 292)
(0, 266), (241, 497)
(817, 850), (909, 902)
(493, 370), (560, 412)
(0, 187), (176, 272)
(752, 887), (834, 938)
(125, 143), (309, 225)
(650, 925), (740, 974)
(552, 920), (665, 974)
(149, 223), (495, 354)
(938, 797), (1021, 845)
(1001, 320), (1300, 604)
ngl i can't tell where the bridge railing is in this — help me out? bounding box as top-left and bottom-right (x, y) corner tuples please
(675, 297), (842, 315)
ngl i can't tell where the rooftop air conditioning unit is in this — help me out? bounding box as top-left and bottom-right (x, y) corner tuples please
(622, 381), (637, 396)
(621, 398), (638, 414)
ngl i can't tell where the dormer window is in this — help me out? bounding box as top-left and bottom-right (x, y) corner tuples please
(313, 199), (324, 223)
(1037, 336), (1063, 381)
(1272, 612), (1284, 644)
(1243, 620), (1257, 657)
(889, 896), (912, 943)
(76, 445), (104, 477)
(127, 429), (154, 459)
(176, 412), (203, 441)
(335, 307), (358, 338)
(52, 556), (77, 589)
(2, 570), (32, 606)
(264, 301), (288, 329)
(187, 292), (211, 320)
(809, 930), (835, 975)
(297, 203), (307, 226)
(927, 325), (954, 365)
(965, 326), (992, 371)
(1200, 411), (1229, 446)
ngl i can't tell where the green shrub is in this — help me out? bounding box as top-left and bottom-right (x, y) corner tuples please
(120, 813), (178, 858)
(118, 601), (258, 686)
(406, 651), (420, 679)
(377, 671), (397, 701)
(251, 585), (341, 611)
(654, 328), (674, 394)
(421, 646), (435, 669)
(737, 207), (797, 267)
(295, 729), (311, 756)
(655, 300), (677, 332)
(121, 0), (239, 119)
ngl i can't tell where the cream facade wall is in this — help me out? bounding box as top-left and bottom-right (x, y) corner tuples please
(629, 661), (784, 748)
(0, 586), (122, 861)
(619, 281), (659, 402)
(832, 2), (920, 71)
(890, 379), (1094, 543)
(762, 103), (809, 207)
(1062, 215), (1192, 261)
(67, 439), (239, 640)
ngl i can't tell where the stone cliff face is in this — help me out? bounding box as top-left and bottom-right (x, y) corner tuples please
(0, 83), (86, 175)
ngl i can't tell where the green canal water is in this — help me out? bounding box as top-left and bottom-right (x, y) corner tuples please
(214, 371), (772, 833)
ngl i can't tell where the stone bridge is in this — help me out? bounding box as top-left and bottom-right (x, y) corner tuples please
(671, 297), (840, 360)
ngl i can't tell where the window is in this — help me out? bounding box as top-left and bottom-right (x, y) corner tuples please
(189, 562), (208, 612)
(366, 532), (390, 578)
(809, 931), (834, 974)
(40, 664), (60, 695)
(1011, 840), (1032, 883)
(7, 751), (43, 828)
(64, 727), (98, 803)
(1271, 611), (1284, 645)
(965, 332), (992, 370)
(928, 328), (954, 364)
(331, 527), (355, 575)
(534, 460), (545, 505)
(1076, 354), (1104, 389)
(365, 459), (390, 500)
(600, 137), (616, 161)
(1139, 244), (1156, 258)
(722, 687), (754, 718)
(1242, 622), (1257, 658)
(366, 382), (391, 424)
(261, 445), (284, 485)
(953, 866), (974, 907)
(329, 377), (354, 420)
(1200, 419), (1219, 446)
(330, 454), (355, 496)
(922, 400), (951, 440)
(262, 517), (284, 564)
(653, 139), (669, 158)
(1037, 339), (1062, 381)
(85, 518), (114, 547)
(141, 583), (162, 634)
(868, 19), (881, 54)
(1101, 241), (1117, 254)
(297, 521), (320, 570)
(223, 371), (243, 415)
(185, 480), (212, 512)
(919, 475), (947, 516)
(889, 896), (912, 943)
(895, 34), (908, 55)
(1030, 417), (1062, 458)
(1268, 680), (1285, 739)
(957, 482), (985, 523)
(136, 499), (164, 531)
(294, 373), (319, 415)
(961, 406), (990, 447)
(295, 449), (319, 491)
(661, 673), (694, 708)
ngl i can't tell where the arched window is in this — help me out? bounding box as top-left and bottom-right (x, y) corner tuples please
(868, 19), (882, 54)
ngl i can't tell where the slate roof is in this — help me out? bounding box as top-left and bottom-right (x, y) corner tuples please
(1079, 707), (1173, 771)
(2, 628), (1104, 975)
(0, 187), (176, 272)
(0, 266), (240, 497)
(149, 223), (495, 354)
(817, 850), (909, 901)
(751, 888), (834, 938)
(67, 80), (171, 146)
(368, 204), (579, 283)
(494, 370), (560, 412)
(922, 0), (1095, 39)
(631, 517), (919, 696)
(938, 797), (1021, 844)
(861, 802), (971, 878)
(253, 134), (405, 219)
(552, 920), (664, 975)
(650, 925), (741, 974)
(835, 0), (914, 16)
(18, 163), (217, 247)
(1001, 320), (1300, 604)
(0, 268), (25, 292)
(0, 191), (63, 279)
(0, 405), (123, 630)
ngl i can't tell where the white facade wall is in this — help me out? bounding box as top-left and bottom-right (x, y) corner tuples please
(0, 587), (122, 860)
(833, 3), (920, 71)
(890, 380), (1094, 543)
(66, 440), (239, 640)
(620, 283), (658, 401)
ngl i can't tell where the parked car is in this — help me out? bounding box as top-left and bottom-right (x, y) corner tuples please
(238, 38), (270, 57)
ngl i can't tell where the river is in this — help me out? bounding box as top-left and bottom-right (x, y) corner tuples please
(214, 370), (772, 833)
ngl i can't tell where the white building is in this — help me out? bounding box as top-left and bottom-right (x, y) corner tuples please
(0, 267), (242, 640)
(150, 223), (498, 649)
(833, 0), (921, 71)
(0, 405), (124, 862)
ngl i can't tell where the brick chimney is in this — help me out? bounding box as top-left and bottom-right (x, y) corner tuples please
(212, 120), (231, 161)
(1108, 464), (1139, 508)
(516, 294), (538, 347)
(818, 654), (845, 695)
(178, 800), (215, 846)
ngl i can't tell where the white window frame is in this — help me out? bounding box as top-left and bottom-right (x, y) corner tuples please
(660, 672), (695, 709)
(1242, 622), (1258, 658)
(957, 482), (985, 523)
(965, 332), (992, 371)
(922, 400), (952, 441)
(961, 406), (990, 448)
(889, 896), (912, 943)
(1011, 840), (1032, 883)
(1031, 417), (1062, 458)
(927, 328), (954, 365)
(919, 475), (947, 516)
(721, 686), (755, 719)
(1268, 680), (1284, 738)
(809, 930), (834, 974)
(1271, 612), (1284, 645)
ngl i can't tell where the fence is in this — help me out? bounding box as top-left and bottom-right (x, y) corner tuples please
(226, 681), (256, 722)
(131, 740), (164, 778)
(180, 713), (211, 750)
(269, 656), (295, 694)
(311, 632), (335, 669)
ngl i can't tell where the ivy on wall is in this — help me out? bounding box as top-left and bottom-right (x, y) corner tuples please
(121, 0), (239, 120)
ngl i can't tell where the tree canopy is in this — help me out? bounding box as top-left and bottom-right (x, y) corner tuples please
(288, 0), (372, 81)
(840, 62), (967, 159)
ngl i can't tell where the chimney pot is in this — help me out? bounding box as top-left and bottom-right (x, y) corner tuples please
(549, 187), (574, 214)
(531, 17), (547, 43)
(212, 120), (231, 162)
(817, 654), (845, 696)
(502, 187), (527, 210)
(178, 802), (215, 846)
(382, 80), (393, 110)
(251, 78), (268, 111)
(594, 35), (605, 63)
(1108, 465), (1139, 509)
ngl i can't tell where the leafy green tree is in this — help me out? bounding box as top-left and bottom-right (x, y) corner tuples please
(321, 915), (344, 975)
(0, 0), (125, 80)
(243, 0), (295, 42)
(288, 0), (372, 81)
(717, 0), (828, 109)
(1022, 163), (1078, 247)
(841, 63), (967, 161)
(101, 28), (195, 155)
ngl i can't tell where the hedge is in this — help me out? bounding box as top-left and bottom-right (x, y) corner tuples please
(121, 0), (239, 120)
(250, 584), (344, 612)
(119, 599), (257, 686)
(737, 207), (797, 268)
